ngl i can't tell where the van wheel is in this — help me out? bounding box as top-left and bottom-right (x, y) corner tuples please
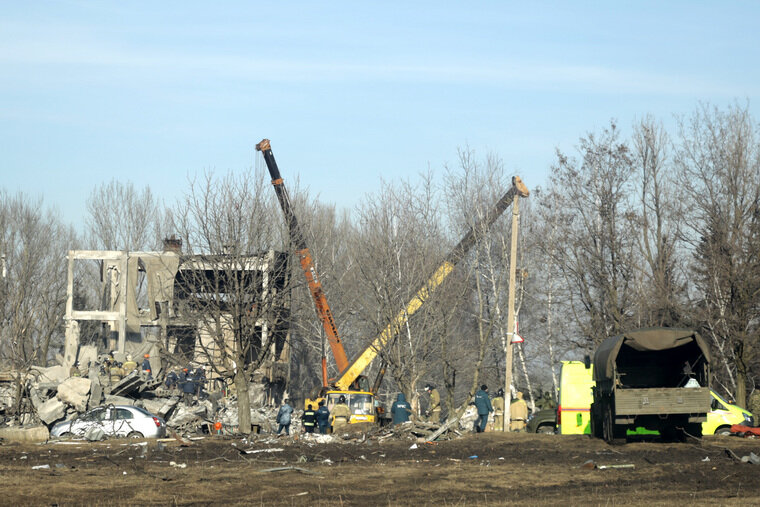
(714, 426), (732, 436)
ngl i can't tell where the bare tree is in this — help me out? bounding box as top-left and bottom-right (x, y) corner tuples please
(172, 169), (290, 433)
(0, 191), (77, 368)
(675, 103), (760, 407)
(348, 172), (448, 413)
(86, 179), (166, 251)
(545, 121), (638, 348)
(631, 116), (688, 327)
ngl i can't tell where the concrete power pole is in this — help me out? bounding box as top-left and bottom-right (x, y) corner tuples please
(503, 189), (523, 432)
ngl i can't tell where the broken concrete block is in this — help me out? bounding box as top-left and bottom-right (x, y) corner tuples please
(0, 426), (49, 443)
(34, 365), (68, 384)
(105, 395), (135, 406)
(56, 377), (91, 412)
(158, 397), (179, 417)
(88, 377), (102, 410)
(140, 399), (165, 416)
(167, 405), (201, 428)
(37, 397), (66, 425)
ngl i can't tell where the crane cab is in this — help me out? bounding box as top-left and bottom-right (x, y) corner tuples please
(324, 390), (376, 424)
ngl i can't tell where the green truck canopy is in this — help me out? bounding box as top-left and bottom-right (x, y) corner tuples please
(593, 328), (711, 383)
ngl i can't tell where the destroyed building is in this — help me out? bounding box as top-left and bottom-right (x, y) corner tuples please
(62, 237), (291, 405)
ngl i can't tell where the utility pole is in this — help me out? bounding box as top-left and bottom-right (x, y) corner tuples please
(503, 177), (528, 431)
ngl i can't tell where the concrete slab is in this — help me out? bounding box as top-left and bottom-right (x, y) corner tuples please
(0, 426), (49, 443)
(57, 377), (91, 412)
(37, 397), (66, 425)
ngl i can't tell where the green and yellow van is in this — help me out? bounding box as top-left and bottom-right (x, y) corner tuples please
(704, 390), (754, 435)
(557, 360), (594, 435)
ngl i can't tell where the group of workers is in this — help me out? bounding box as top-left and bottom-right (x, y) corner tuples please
(390, 383), (528, 432)
(474, 384), (528, 432)
(277, 398), (333, 435)
(164, 365), (208, 403)
(100, 353), (152, 384)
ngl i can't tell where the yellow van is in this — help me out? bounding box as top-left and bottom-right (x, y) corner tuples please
(557, 360), (594, 435)
(704, 390), (754, 435)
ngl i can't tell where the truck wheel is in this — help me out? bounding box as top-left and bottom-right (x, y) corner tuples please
(603, 406), (614, 443)
(537, 424), (555, 434)
(590, 404), (603, 439)
(603, 405), (625, 444)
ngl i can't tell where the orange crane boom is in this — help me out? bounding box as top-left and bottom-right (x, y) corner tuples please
(255, 139), (349, 382)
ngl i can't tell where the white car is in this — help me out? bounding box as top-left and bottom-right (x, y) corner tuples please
(51, 405), (166, 439)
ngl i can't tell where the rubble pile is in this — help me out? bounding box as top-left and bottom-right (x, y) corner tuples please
(0, 359), (288, 440)
(0, 360), (472, 444)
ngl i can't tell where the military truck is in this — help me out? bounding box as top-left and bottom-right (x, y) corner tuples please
(590, 328), (711, 442)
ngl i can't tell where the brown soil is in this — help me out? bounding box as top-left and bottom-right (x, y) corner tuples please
(1, 432), (758, 505)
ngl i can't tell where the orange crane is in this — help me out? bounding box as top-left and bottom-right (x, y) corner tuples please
(256, 139), (348, 389)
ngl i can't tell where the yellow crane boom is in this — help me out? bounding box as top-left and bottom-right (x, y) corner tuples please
(334, 176), (529, 391)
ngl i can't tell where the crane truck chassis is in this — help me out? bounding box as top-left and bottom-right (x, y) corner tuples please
(256, 138), (528, 427)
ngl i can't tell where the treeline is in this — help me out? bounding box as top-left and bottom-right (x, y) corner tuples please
(0, 103), (757, 417)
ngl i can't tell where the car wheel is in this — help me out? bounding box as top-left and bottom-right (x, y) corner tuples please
(127, 431), (144, 438)
(59, 432), (74, 438)
(537, 424), (555, 434)
(715, 426), (732, 436)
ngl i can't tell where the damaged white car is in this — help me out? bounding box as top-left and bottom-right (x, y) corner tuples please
(50, 405), (166, 439)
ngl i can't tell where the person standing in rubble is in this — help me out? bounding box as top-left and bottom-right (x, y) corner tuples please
(109, 361), (124, 385)
(194, 366), (207, 399)
(492, 389), (505, 431)
(391, 392), (412, 425)
(331, 395), (351, 433)
(424, 384), (441, 423)
(165, 368), (179, 390)
(122, 355), (138, 376)
(509, 391), (529, 432)
(141, 354), (152, 379)
(474, 385), (493, 433)
(181, 367), (196, 405)
(302, 404), (317, 434)
(316, 400), (330, 434)
(276, 398), (294, 436)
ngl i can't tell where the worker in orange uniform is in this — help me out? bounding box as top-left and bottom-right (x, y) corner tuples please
(141, 353), (152, 379)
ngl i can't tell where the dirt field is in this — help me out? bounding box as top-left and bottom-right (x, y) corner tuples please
(1, 432), (758, 505)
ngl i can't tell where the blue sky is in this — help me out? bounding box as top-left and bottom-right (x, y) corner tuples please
(1, 1), (758, 228)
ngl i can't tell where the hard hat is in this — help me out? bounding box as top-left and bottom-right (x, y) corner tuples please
(126, 355), (132, 361)
(144, 353), (150, 358)
(339, 395), (346, 403)
(497, 388), (504, 397)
